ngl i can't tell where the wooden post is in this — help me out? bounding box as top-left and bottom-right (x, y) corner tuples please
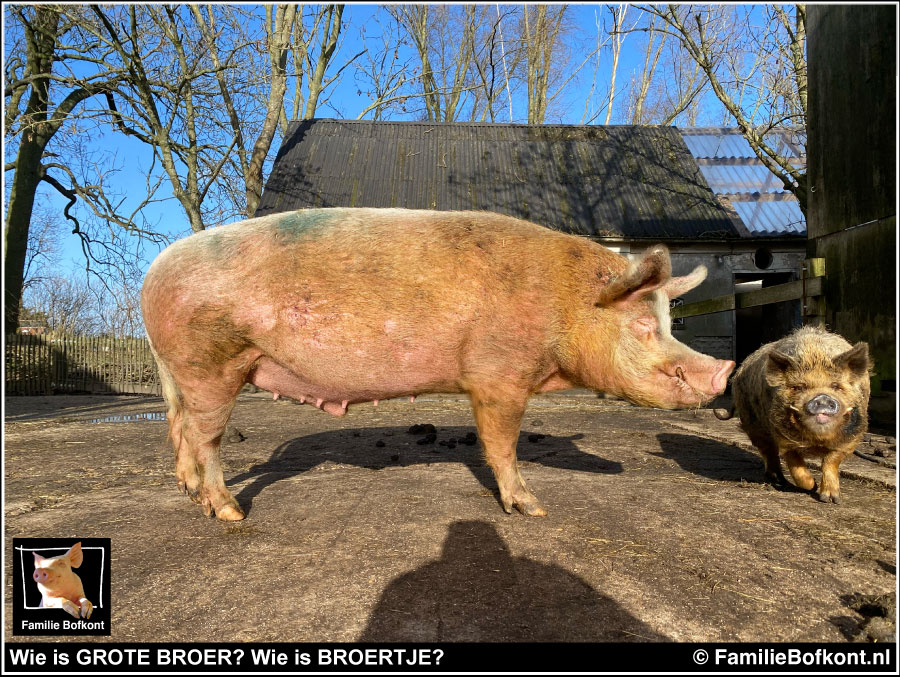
(803, 257), (826, 327)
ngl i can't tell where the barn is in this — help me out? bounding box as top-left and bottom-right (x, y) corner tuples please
(256, 119), (807, 363)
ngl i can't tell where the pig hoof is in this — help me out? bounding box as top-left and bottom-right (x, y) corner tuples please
(503, 495), (547, 516)
(518, 500), (548, 517)
(216, 504), (245, 521)
(80, 599), (93, 619)
(816, 490), (841, 504)
(62, 600), (81, 619)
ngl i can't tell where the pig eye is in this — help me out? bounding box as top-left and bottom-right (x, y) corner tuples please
(830, 382), (842, 391)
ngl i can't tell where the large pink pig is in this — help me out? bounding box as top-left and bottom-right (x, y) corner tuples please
(142, 208), (733, 520)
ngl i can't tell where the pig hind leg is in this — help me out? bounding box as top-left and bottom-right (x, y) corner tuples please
(164, 363), (248, 521)
(178, 396), (244, 520)
(756, 443), (790, 490)
(468, 386), (546, 516)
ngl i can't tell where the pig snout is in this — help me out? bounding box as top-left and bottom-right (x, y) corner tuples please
(806, 393), (841, 424)
(33, 569), (50, 584)
(712, 360), (736, 394)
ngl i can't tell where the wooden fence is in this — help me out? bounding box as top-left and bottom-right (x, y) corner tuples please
(5, 334), (161, 396)
(671, 258), (827, 326)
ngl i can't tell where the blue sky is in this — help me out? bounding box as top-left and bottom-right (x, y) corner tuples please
(9, 3), (740, 283)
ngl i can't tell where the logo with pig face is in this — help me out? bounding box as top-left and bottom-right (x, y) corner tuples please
(33, 542), (93, 619)
(13, 537), (110, 635)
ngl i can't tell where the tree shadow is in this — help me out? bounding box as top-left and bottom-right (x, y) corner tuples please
(358, 520), (670, 642)
(653, 432), (765, 483)
(228, 425), (622, 517)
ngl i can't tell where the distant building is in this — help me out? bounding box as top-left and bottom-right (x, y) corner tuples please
(17, 326), (47, 336)
(257, 119), (806, 362)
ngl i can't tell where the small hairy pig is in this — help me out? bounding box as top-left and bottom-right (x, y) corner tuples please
(725, 326), (871, 503)
(32, 542), (93, 619)
(142, 208), (734, 520)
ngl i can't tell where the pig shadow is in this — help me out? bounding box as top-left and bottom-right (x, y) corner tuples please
(653, 433), (765, 483)
(228, 426), (622, 517)
(359, 520), (669, 642)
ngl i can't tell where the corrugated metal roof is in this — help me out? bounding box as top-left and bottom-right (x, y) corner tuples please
(681, 127), (806, 160)
(679, 127), (806, 237)
(698, 164), (790, 195)
(258, 119), (740, 240)
(730, 199), (806, 236)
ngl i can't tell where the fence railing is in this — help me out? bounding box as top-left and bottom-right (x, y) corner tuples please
(671, 258), (826, 326)
(5, 333), (161, 396)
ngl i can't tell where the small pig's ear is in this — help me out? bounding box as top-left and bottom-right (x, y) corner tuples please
(765, 350), (798, 386)
(596, 245), (671, 307)
(66, 542), (84, 568)
(834, 342), (871, 377)
(33, 552), (44, 567)
(663, 265), (707, 299)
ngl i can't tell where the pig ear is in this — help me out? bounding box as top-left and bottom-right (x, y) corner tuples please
(596, 245), (671, 307)
(663, 265), (707, 299)
(834, 342), (871, 377)
(33, 552), (44, 567)
(765, 350), (798, 386)
(66, 542), (83, 568)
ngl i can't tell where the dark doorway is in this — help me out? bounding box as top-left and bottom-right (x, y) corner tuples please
(733, 272), (802, 365)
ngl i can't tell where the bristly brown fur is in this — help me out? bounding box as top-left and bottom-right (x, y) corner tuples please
(730, 326), (872, 503)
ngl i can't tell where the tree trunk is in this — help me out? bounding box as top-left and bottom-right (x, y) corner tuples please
(4, 137), (47, 333)
(4, 6), (59, 333)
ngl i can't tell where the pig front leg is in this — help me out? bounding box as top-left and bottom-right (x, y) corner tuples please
(816, 446), (853, 504)
(58, 597), (93, 619)
(782, 448), (816, 493)
(60, 599), (82, 619)
(467, 387), (547, 516)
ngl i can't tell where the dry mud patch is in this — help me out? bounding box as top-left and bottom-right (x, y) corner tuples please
(4, 393), (895, 643)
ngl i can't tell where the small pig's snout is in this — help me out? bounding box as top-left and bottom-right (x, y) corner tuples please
(711, 360), (736, 394)
(33, 570), (48, 583)
(806, 393), (840, 416)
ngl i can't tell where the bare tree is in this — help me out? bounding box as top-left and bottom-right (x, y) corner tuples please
(21, 200), (63, 295)
(638, 4), (808, 211)
(191, 4), (297, 219)
(4, 5), (163, 332)
(628, 13), (667, 124)
(88, 4), (246, 232)
(522, 4), (568, 124)
(468, 6), (528, 122)
(353, 13), (421, 120)
(93, 271), (145, 337)
(521, 5), (607, 125)
(24, 273), (98, 336)
(389, 5), (485, 122)
(292, 5), (364, 122)
(582, 5), (630, 125)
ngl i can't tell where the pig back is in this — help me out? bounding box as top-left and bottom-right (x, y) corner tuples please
(142, 208), (607, 392)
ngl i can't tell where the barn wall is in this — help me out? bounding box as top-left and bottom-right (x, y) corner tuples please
(807, 5), (897, 423)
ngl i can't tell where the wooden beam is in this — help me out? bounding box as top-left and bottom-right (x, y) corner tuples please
(672, 276), (824, 319)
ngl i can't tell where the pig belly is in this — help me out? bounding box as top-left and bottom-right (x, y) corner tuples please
(247, 355), (456, 415)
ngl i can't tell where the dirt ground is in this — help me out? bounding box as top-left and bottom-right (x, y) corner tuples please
(4, 391), (896, 643)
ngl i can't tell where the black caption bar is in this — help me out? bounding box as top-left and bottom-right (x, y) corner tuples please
(3, 643), (896, 673)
